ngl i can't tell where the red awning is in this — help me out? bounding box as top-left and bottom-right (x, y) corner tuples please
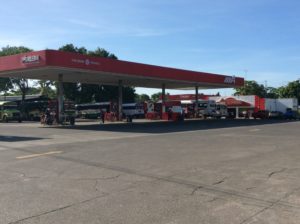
(218, 97), (252, 107)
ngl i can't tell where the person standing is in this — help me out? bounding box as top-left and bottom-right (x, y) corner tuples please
(100, 110), (105, 124)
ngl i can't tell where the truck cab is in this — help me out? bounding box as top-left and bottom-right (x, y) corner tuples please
(0, 101), (22, 122)
(197, 100), (217, 118)
(215, 103), (229, 118)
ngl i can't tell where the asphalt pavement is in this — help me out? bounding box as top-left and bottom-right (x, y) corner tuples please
(1, 119), (300, 224)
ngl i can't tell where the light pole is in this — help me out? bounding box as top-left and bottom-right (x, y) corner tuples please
(243, 69), (248, 80)
(293, 78), (300, 114)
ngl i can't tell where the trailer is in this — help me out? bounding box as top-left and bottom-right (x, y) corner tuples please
(265, 98), (298, 113)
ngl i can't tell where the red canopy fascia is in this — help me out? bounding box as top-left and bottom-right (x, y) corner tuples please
(0, 50), (244, 89)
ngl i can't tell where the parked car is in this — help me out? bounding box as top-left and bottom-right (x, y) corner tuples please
(269, 111), (283, 119)
(283, 108), (298, 120)
(252, 110), (269, 119)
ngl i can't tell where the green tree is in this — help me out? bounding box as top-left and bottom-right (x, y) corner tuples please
(0, 78), (12, 94)
(36, 80), (55, 97)
(151, 92), (161, 102)
(122, 87), (136, 103)
(234, 80), (267, 97)
(0, 46), (32, 56)
(59, 43), (87, 54)
(11, 86), (40, 95)
(10, 78), (30, 102)
(0, 46), (33, 103)
(34, 80), (56, 98)
(92, 85), (135, 103)
(150, 92), (169, 102)
(135, 93), (150, 102)
(277, 80), (300, 101)
(265, 87), (279, 99)
(88, 47), (117, 59)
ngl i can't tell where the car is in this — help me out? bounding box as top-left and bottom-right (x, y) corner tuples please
(252, 110), (269, 119)
(283, 108), (298, 120)
(269, 111), (283, 119)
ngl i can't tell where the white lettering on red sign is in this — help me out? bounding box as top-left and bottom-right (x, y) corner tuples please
(72, 58), (100, 65)
(72, 59), (84, 64)
(21, 55), (40, 63)
(224, 76), (236, 84)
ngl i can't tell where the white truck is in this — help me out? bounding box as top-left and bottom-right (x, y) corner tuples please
(265, 98), (298, 113)
(122, 103), (145, 118)
(181, 100), (227, 119)
(215, 103), (229, 118)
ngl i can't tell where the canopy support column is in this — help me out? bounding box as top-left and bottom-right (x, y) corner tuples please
(118, 80), (123, 121)
(195, 86), (199, 117)
(236, 107), (239, 119)
(57, 74), (64, 124)
(162, 83), (166, 113)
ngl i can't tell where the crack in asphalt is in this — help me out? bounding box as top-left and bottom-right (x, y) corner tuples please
(212, 177), (227, 186)
(268, 168), (287, 178)
(2, 129), (300, 223)
(74, 175), (121, 181)
(7, 193), (109, 224)
(2, 144), (300, 211)
(73, 175), (121, 191)
(246, 187), (256, 191)
(190, 186), (203, 195)
(206, 197), (219, 203)
(50, 155), (300, 210)
(239, 186), (300, 224)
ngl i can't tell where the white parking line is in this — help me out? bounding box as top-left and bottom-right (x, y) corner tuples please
(249, 129), (261, 132)
(16, 151), (63, 159)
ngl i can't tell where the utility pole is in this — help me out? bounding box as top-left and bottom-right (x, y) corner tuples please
(243, 69), (248, 80)
(264, 80), (268, 98)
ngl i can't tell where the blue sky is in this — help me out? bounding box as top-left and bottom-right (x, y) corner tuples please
(1, 0), (300, 96)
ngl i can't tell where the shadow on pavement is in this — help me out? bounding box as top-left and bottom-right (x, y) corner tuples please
(52, 119), (299, 134)
(0, 135), (47, 142)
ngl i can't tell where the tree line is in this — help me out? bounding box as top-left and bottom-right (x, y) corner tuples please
(234, 80), (300, 102)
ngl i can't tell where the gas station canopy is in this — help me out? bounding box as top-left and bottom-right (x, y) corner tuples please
(0, 50), (244, 89)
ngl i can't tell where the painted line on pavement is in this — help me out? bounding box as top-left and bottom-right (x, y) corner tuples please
(16, 151), (63, 159)
(249, 129), (261, 132)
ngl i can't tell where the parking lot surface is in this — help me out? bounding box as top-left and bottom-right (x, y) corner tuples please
(1, 119), (300, 224)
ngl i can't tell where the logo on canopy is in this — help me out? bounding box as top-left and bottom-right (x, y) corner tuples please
(72, 58), (100, 66)
(224, 76), (236, 84)
(21, 55), (40, 64)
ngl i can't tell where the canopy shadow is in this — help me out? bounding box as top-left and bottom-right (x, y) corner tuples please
(49, 119), (299, 134)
